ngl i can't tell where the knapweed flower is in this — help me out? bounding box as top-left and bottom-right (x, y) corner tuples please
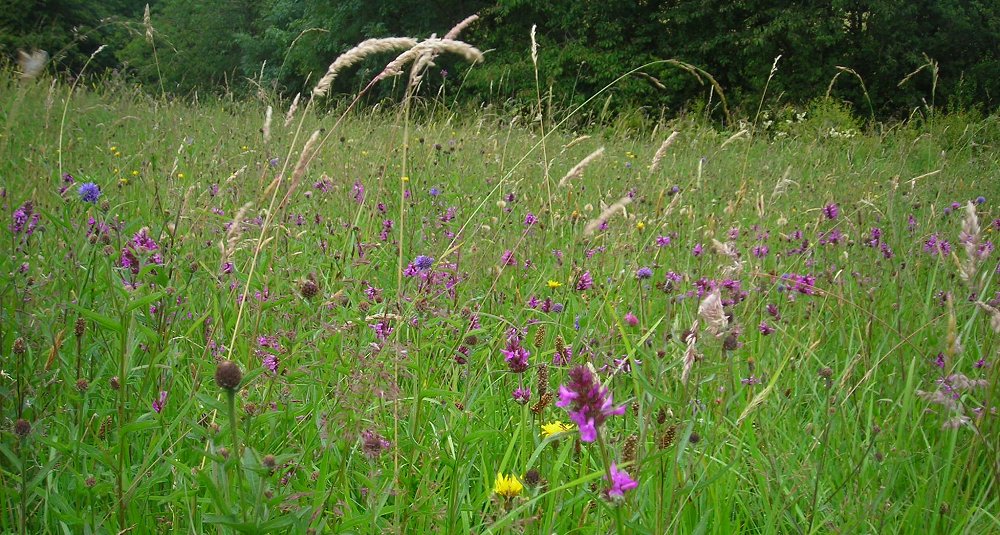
(605, 463), (637, 499)
(524, 212), (538, 226)
(576, 271), (594, 291)
(656, 235), (671, 247)
(692, 243), (703, 257)
(541, 421), (575, 438)
(494, 472), (523, 498)
(758, 321), (774, 335)
(152, 390), (167, 413)
(823, 203), (839, 220)
(624, 312), (639, 326)
(556, 365), (626, 442)
(636, 267), (653, 280)
(547, 280), (562, 289)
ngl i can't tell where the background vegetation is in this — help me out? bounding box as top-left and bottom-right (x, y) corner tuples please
(3, 0), (1000, 120)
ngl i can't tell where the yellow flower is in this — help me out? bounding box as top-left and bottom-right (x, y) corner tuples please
(493, 472), (523, 498)
(541, 421), (575, 438)
(177, 173), (185, 179)
(109, 146), (117, 152)
(636, 221), (645, 230)
(547, 280), (562, 289)
(131, 170), (139, 176)
(625, 151), (637, 159)
(401, 175), (410, 182)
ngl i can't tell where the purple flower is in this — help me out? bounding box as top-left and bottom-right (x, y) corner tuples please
(79, 182), (101, 204)
(624, 312), (639, 326)
(556, 365), (625, 442)
(636, 267), (653, 280)
(576, 271), (594, 291)
(692, 243), (703, 257)
(759, 321), (774, 335)
(152, 390), (168, 413)
(512, 387), (531, 404)
(500, 250), (516, 266)
(429, 187), (441, 197)
(262, 353), (279, 374)
(656, 235), (671, 247)
(605, 463), (637, 499)
(502, 340), (530, 373)
(823, 203), (839, 220)
(413, 255), (434, 271)
(752, 245), (769, 258)
(975, 196), (986, 204)
(10, 201), (39, 236)
(361, 429), (391, 459)
(524, 212), (538, 226)
(352, 180), (365, 203)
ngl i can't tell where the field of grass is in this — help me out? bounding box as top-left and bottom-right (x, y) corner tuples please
(1, 68), (999, 534)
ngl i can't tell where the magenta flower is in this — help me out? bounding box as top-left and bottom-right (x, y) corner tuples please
(152, 390), (168, 413)
(502, 340), (530, 373)
(624, 312), (639, 326)
(512, 387), (531, 404)
(823, 203), (839, 220)
(605, 463), (637, 499)
(556, 365), (625, 442)
(576, 271), (594, 291)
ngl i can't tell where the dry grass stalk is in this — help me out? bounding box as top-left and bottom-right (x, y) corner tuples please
(649, 131), (679, 173)
(720, 128), (748, 148)
(379, 38), (483, 81)
(17, 49), (49, 80)
(312, 37), (418, 97)
(530, 25), (538, 65)
(771, 166), (796, 199)
(283, 93), (301, 128)
(681, 320), (699, 385)
(558, 147), (604, 187)
(143, 4), (153, 43)
(583, 195), (631, 236)
(563, 135), (591, 151)
(220, 202), (253, 264)
(262, 106), (273, 144)
(698, 290), (727, 337)
(286, 129), (320, 202)
(444, 14), (480, 40)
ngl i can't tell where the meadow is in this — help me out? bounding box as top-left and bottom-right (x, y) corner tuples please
(1, 50), (999, 534)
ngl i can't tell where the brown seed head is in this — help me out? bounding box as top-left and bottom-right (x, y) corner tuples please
(300, 279), (319, 299)
(14, 418), (31, 438)
(215, 360), (243, 391)
(74, 318), (86, 338)
(623, 434), (639, 465)
(12, 337), (26, 355)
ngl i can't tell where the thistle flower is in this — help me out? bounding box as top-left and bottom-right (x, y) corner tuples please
(823, 203), (839, 220)
(494, 472), (523, 498)
(556, 365), (625, 442)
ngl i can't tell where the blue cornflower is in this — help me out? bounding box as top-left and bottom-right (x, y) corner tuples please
(78, 182), (101, 204)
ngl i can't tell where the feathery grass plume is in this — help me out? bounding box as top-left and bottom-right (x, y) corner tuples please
(956, 201), (982, 287)
(220, 202), (253, 265)
(558, 147), (604, 187)
(584, 195), (631, 236)
(283, 93), (301, 127)
(699, 290), (727, 337)
(530, 24), (538, 65)
(975, 301), (1000, 333)
(143, 4), (153, 43)
(771, 166), (797, 200)
(312, 37), (418, 97)
(681, 320), (699, 385)
(262, 106), (272, 144)
(379, 38), (483, 81)
(444, 14), (480, 40)
(17, 49), (49, 80)
(720, 128), (748, 149)
(285, 129), (320, 202)
(562, 135), (591, 151)
(649, 131), (679, 173)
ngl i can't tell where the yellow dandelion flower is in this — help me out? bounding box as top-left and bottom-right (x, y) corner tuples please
(493, 472), (523, 498)
(636, 221), (645, 230)
(241, 145), (249, 151)
(114, 151), (121, 157)
(541, 421), (575, 438)
(547, 280), (562, 289)
(625, 151), (637, 159)
(177, 173), (185, 179)
(109, 146), (117, 152)
(401, 175), (410, 182)
(131, 170), (139, 176)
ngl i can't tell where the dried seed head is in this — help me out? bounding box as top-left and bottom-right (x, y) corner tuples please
(536, 363), (549, 397)
(14, 418), (31, 438)
(12, 337), (26, 355)
(300, 279), (319, 299)
(722, 333), (739, 351)
(818, 367), (833, 379)
(554, 335), (566, 357)
(76, 378), (89, 392)
(530, 392), (552, 415)
(534, 325), (546, 348)
(262, 454), (277, 470)
(215, 360), (243, 391)
(523, 468), (541, 487)
(74, 317), (87, 338)
(656, 407), (668, 425)
(688, 432), (701, 445)
(659, 425), (677, 449)
(109, 376), (120, 390)
(623, 434), (639, 465)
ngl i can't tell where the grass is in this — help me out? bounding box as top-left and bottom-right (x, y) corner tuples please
(1, 69), (999, 534)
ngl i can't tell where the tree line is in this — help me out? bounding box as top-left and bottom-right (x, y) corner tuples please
(3, 0), (999, 120)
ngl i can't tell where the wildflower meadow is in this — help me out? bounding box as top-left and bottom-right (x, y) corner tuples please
(2, 26), (1000, 535)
